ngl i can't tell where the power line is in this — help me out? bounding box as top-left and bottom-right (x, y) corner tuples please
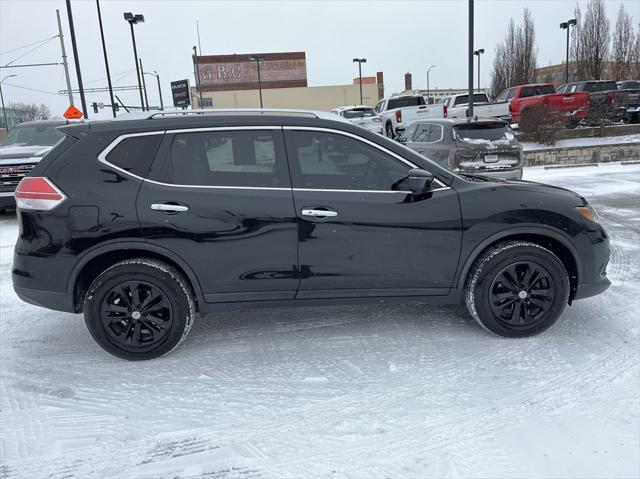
(3, 36), (59, 67)
(3, 82), (62, 97)
(0, 35), (58, 56)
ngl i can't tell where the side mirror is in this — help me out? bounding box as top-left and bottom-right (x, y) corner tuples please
(398, 136), (408, 144)
(406, 168), (434, 194)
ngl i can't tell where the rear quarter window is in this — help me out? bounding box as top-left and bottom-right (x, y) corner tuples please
(387, 96), (426, 109)
(104, 134), (164, 178)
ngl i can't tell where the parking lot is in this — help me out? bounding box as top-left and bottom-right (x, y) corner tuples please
(1, 163), (639, 479)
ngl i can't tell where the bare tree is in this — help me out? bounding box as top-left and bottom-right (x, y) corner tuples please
(611, 5), (635, 80)
(8, 102), (51, 123)
(490, 9), (538, 98)
(631, 30), (640, 78)
(580, 0), (610, 80)
(570, 3), (584, 80)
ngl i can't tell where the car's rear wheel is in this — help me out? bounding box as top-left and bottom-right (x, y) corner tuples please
(84, 259), (195, 360)
(464, 241), (569, 337)
(385, 122), (395, 139)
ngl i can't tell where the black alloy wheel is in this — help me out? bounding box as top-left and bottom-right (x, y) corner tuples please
(488, 261), (555, 328)
(100, 281), (173, 349)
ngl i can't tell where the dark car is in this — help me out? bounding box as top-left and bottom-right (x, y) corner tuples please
(617, 80), (640, 123)
(557, 80), (628, 124)
(0, 120), (66, 213)
(12, 110), (610, 360)
(397, 118), (523, 180)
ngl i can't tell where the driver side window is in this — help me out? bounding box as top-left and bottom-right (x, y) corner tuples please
(287, 130), (410, 191)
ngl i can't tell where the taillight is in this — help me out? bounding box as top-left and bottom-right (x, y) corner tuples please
(448, 148), (458, 167)
(607, 92), (614, 103)
(15, 177), (66, 211)
(444, 105), (448, 118)
(395, 110), (402, 123)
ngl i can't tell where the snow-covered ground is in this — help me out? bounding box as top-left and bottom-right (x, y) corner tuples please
(1, 163), (639, 479)
(522, 133), (640, 151)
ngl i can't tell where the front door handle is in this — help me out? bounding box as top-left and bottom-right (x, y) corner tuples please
(151, 203), (189, 213)
(301, 208), (338, 218)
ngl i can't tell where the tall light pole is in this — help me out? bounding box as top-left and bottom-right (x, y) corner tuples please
(426, 65), (436, 104)
(468, 0), (475, 118)
(353, 58), (367, 105)
(144, 71), (163, 110)
(473, 49), (484, 93)
(66, 0), (88, 118)
(96, 0), (116, 117)
(0, 74), (17, 130)
(560, 19), (577, 84)
(124, 12), (145, 110)
(249, 55), (266, 108)
(139, 58), (149, 111)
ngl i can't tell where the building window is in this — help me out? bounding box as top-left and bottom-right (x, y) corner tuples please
(200, 97), (213, 108)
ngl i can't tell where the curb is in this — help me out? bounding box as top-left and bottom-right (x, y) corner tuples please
(543, 163), (598, 170)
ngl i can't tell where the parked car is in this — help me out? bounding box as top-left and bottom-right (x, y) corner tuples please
(616, 80), (640, 123)
(557, 80), (627, 124)
(374, 95), (446, 138)
(12, 109), (610, 360)
(501, 84), (589, 127)
(0, 120), (66, 213)
(397, 118), (523, 180)
(438, 93), (505, 119)
(330, 105), (384, 134)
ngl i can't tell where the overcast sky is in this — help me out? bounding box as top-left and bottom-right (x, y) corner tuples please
(1, 0), (639, 120)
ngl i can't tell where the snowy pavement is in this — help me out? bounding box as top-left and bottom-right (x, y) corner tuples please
(1, 163), (639, 479)
(521, 133), (640, 151)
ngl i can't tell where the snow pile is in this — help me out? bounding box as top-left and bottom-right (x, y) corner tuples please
(522, 133), (640, 151)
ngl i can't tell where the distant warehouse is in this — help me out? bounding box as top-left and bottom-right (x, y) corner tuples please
(190, 51), (384, 111)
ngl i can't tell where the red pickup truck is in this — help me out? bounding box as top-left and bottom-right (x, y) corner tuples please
(505, 84), (588, 126)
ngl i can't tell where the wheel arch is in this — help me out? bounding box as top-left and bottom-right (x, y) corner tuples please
(456, 227), (581, 302)
(68, 241), (205, 313)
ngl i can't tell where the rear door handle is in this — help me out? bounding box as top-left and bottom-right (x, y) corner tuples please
(151, 203), (189, 213)
(301, 208), (338, 218)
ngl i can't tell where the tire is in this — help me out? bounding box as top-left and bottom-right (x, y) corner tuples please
(385, 122), (395, 139)
(84, 259), (195, 360)
(464, 241), (569, 337)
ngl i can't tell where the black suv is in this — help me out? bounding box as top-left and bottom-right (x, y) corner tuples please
(12, 110), (610, 360)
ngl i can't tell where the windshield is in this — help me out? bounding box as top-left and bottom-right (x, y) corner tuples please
(585, 81), (617, 92)
(0, 123), (65, 148)
(454, 122), (515, 142)
(454, 94), (490, 105)
(387, 96), (426, 109)
(619, 81), (640, 90)
(342, 108), (377, 119)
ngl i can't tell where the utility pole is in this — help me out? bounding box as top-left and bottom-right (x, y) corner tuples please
(96, 0), (116, 117)
(426, 65), (436, 104)
(474, 49), (484, 93)
(65, 0), (88, 118)
(467, 0), (474, 119)
(124, 12), (145, 110)
(56, 10), (74, 107)
(193, 46), (203, 108)
(0, 74), (17, 130)
(560, 19), (577, 84)
(153, 71), (163, 110)
(139, 58), (149, 110)
(352, 58), (367, 105)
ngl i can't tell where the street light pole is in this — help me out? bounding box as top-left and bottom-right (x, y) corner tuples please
(473, 49), (484, 92)
(352, 58), (367, 105)
(426, 65), (436, 103)
(96, 0), (116, 117)
(65, 0), (88, 118)
(560, 19), (577, 84)
(143, 71), (164, 110)
(139, 58), (149, 110)
(0, 74), (17, 130)
(250, 55), (266, 108)
(124, 12), (145, 111)
(468, 0), (475, 119)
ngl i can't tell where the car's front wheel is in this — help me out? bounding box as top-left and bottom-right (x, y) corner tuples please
(464, 241), (569, 337)
(84, 259), (195, 360)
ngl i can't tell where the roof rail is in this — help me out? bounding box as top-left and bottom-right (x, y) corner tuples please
(147, 108), (321, 119)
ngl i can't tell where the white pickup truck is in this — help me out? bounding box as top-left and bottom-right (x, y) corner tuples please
(439, 92), (510, 120)
(374, 95), (446, 138)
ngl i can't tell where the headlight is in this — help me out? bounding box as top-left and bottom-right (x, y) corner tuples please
(576, 205), (599, 222)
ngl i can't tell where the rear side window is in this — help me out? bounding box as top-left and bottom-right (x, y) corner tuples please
(584, 81), (617, 92)
(157, 129), (286, 187)
(105, 134), (163, 177)
(387, 96), (426, 109)
(519, 85), (555, 97)
(453, 94), (489, 105)
(415, 124), (443, 143)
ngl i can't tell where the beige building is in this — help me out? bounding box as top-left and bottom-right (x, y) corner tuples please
(191, 82), (380, 111)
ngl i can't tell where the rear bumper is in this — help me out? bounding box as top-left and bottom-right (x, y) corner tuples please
(456, 168), (523, 180)
(0, 192), (16, 210)
(13, 285), (76, 313)
(573, 277), (611, 300)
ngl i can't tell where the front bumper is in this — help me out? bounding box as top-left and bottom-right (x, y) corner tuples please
(573, 277), (611, 300)
(456, 168), (523, 180)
